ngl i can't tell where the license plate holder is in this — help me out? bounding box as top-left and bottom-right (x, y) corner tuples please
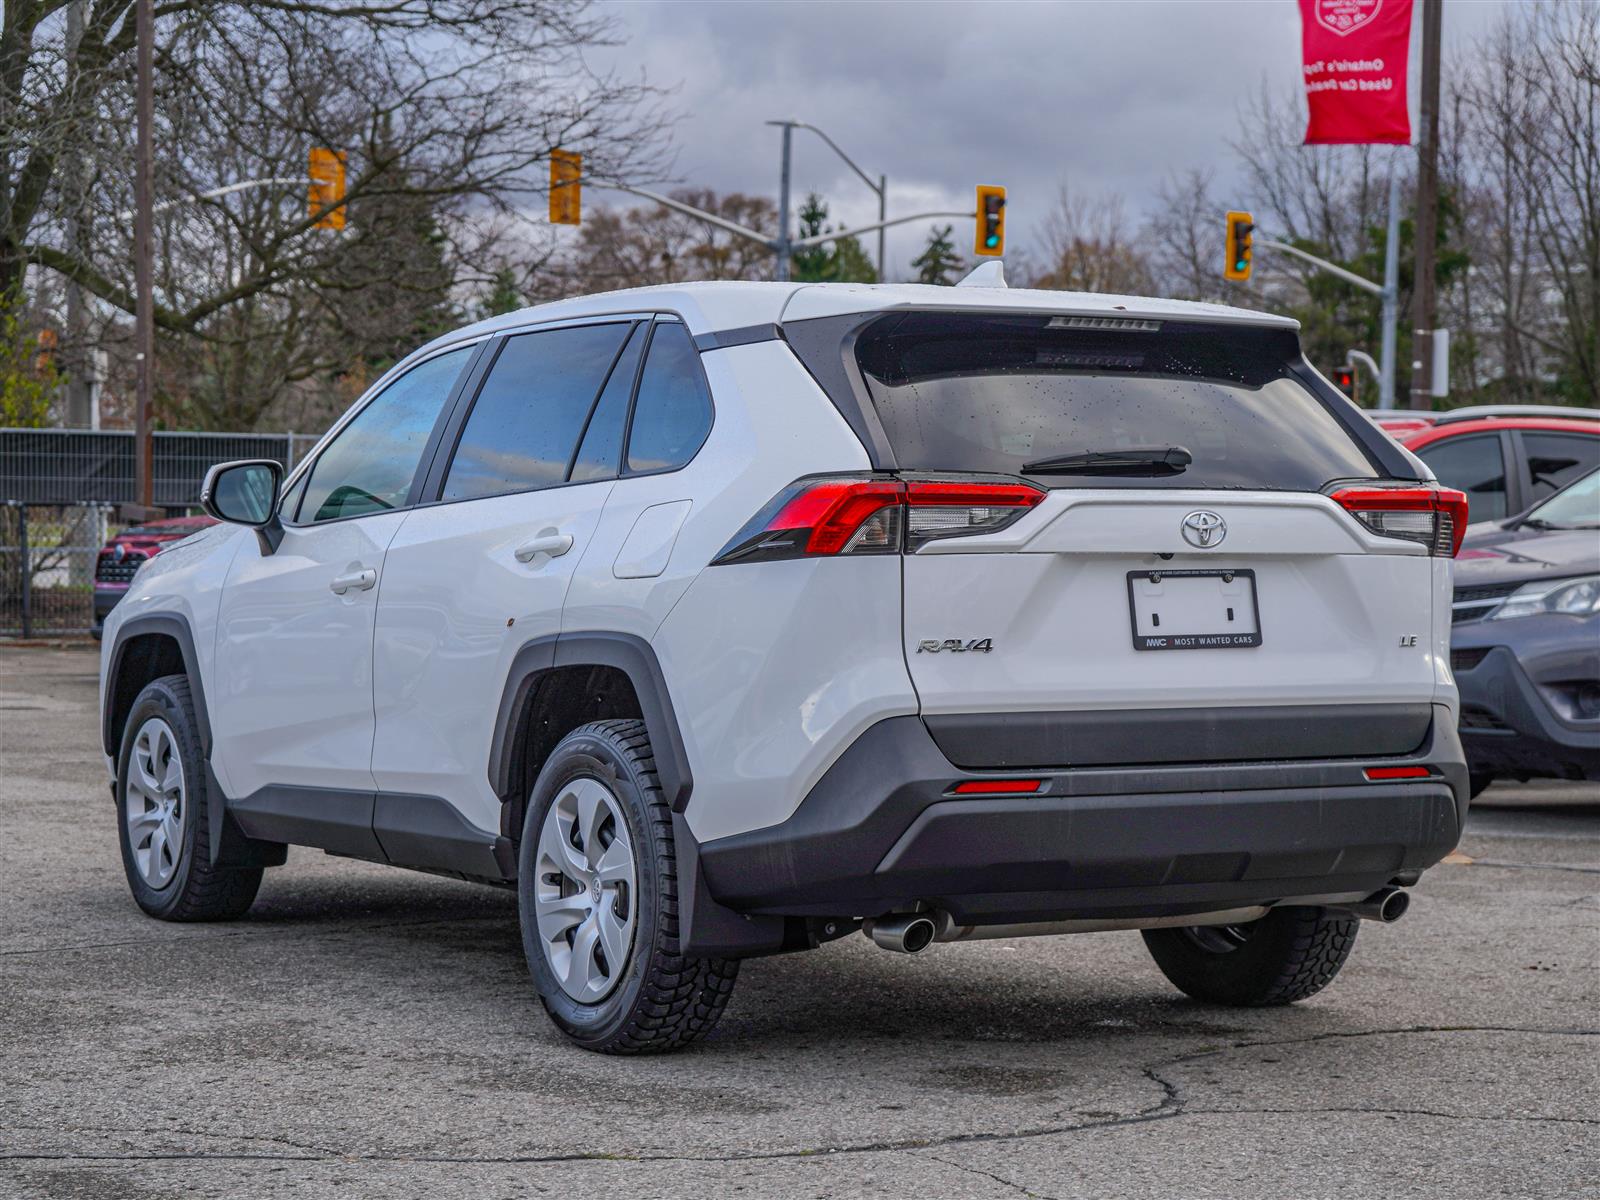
(1126, 568), (1261, 651)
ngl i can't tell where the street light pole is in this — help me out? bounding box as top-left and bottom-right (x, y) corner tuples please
(767, 119), (890, 282)
(775, 122), (793, 282)
(1380, 164), (1401, 408)
(878, 174), (887, 284)
(132, 0), (155, 518)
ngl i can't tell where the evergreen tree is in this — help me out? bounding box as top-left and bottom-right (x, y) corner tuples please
(483, 268), (524, 318)
(911, 225), (966, 285)
(790, 194), (877, 283)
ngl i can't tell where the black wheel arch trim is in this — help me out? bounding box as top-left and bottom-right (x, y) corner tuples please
(487, 630), (695, 816)
(103, 612), (229, 863)
(103, 612), (211, 759)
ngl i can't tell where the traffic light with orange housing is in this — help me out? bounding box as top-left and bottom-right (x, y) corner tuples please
(1224, 210), (1254, 281)
(975, 185), (1006, 257)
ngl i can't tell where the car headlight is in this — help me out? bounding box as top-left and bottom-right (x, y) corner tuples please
(1487, 574), (1600, 620)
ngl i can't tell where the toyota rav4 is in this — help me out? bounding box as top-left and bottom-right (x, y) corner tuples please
(99, 280), (1470, 1053)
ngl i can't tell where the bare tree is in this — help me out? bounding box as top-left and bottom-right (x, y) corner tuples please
(2, 1), (671, 428)
(562, 189), (776, 293)
(1454, 2), (1599, 402)
(1024, 185), (1154, 295)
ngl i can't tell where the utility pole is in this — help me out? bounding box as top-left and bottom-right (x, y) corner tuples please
(62, 0), (92, 429)
(132, 0), (156, 518)
(132, 0), (156, 517)
(1409, 0), (1443, 410)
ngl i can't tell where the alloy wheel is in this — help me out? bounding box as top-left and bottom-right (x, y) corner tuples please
(533, 777), (638, 1003)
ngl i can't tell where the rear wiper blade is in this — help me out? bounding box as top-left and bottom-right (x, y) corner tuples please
(1021, 446), (1193, 476)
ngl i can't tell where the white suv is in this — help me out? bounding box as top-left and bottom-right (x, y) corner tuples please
(100, 280), (1470, 1053)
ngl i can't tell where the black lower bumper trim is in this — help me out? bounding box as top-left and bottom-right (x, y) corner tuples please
(698, 708), (1467, 922)
(926, 702), (1433, 768)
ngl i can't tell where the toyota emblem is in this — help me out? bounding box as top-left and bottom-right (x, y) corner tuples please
(1181, 510), (1226, 548)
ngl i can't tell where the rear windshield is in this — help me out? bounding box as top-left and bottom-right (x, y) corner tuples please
(854, 312), (1382, 490)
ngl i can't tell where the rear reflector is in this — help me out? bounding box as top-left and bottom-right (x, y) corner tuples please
(713, 475), (1044, 564)
(1364, 766), (1431, 780)
(1331, 485), (1469, 557)
(952, 779), (1043, 794)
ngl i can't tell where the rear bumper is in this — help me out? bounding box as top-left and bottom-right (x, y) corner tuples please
(697, 706), (1467, 926)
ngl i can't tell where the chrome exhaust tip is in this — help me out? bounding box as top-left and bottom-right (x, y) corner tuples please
(864, 913), (938, 954)
(1343, 886), (1411, 923)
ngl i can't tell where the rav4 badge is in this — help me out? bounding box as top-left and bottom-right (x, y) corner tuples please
(917, 638), (994, 653)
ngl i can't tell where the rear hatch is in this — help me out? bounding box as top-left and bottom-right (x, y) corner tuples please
(849, 310), (1455, 768)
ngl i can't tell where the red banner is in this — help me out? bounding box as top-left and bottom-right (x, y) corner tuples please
(1299, 0), (1414, 145)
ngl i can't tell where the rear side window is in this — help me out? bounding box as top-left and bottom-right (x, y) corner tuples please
(853, 313), (1382, 491)
(570, 324), (646, 483)
(1522, 432), (1600, 504)
(443, 323), (631, 502)
(626, 323), (713, 474)
(1417, 434), (1508, 520)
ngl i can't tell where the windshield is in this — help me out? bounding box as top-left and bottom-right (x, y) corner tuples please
(854, 312), (1383, 490)
(1526, 467), (1600, 528)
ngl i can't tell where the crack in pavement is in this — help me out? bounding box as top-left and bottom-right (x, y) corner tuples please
(2, 1024), (1590, 1170)
(926, 1150), (1062, 1199)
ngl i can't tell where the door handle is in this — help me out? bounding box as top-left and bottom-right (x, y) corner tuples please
(514, 532), (574, 563)
(329, 568), (377, 595)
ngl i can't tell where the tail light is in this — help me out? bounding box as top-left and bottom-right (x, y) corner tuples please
(713, 475), (1044, 564)
(1330, 486), (1469, 557)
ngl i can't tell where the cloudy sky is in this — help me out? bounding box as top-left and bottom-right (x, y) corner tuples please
(590, 0), (1517, 279)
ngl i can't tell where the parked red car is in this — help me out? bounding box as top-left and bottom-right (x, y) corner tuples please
(1402, 412), (1600, 523)
(1367, 409), (1441, 438)
(92, 515), (216, 637)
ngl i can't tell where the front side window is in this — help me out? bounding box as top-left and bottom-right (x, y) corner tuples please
(298, 347), (471, 523)
(1418, 434), (1508, 521)
(625, 323), (714, 475)
(1524, 467), (1599, 528)
(1522, 432), (1600, 504)
(442, 323), (632, 502)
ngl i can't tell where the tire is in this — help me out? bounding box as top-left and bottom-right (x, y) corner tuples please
(1142, 906), (1358, 1007)
(518, 719), (739, 1054)
(1469, 771), (1495, 800)
(116, 675), (263, 921)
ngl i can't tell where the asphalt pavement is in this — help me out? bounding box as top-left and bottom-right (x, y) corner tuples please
(2, 646), (1596, 1199)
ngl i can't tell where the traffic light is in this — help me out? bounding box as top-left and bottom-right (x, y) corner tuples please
(550, 149), (582, 225)
(975, 185), (1006, 257)
(1224, 210), (1254, 280)
(1333, 366), (1356, 396)
(308, 147), (346, 230)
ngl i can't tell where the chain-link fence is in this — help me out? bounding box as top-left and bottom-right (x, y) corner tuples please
(0, 502), (124, 637)
(0, 428), (323, 638)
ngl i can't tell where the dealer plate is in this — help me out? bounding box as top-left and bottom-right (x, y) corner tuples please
(1126, 568), (1261, 651)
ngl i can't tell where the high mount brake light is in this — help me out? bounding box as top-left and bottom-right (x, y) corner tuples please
(713, 476), (1045, 564)
(1331, 486), (1469, 557)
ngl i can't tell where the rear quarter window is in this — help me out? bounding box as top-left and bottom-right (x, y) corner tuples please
(852, 312), (1383, 491)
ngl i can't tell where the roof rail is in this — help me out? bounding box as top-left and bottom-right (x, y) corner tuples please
(1434, 404), (1600, 425)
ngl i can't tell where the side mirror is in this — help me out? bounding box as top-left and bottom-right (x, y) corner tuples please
(201, 459), (284, 553)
